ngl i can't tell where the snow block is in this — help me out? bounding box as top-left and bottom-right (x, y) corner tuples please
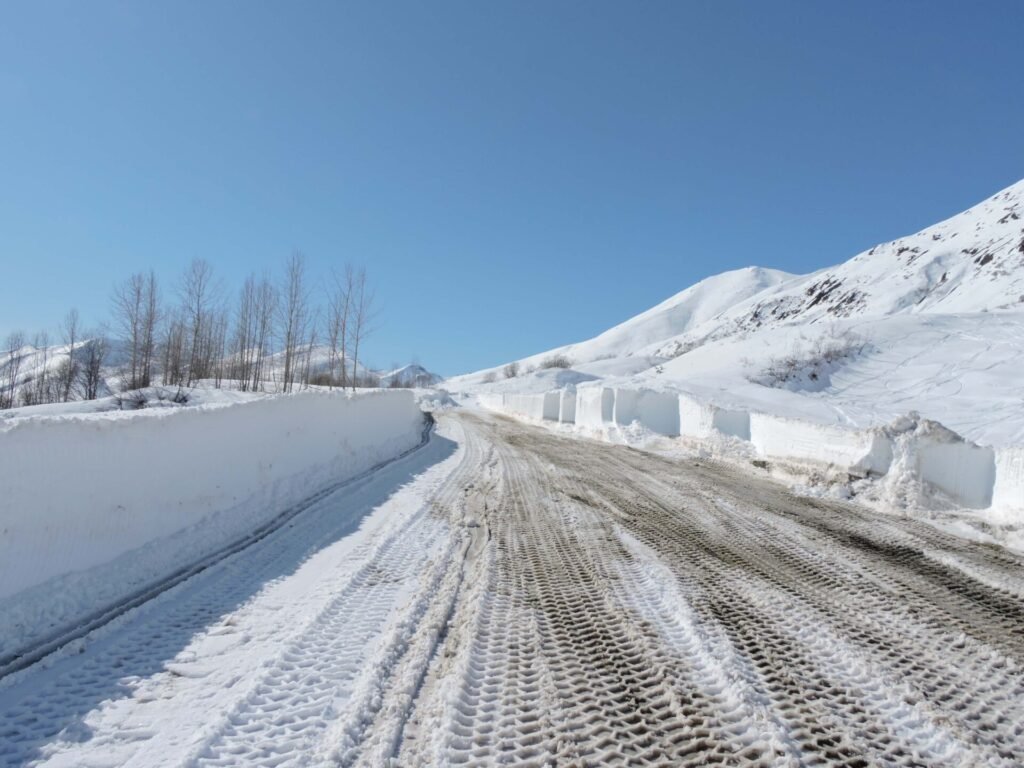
(575, 387), (614, 429)
(612, 388), (680, 436)
(993, 447), (1024, 522)
(558, 388), (576, 424)
(503, 392), (560, 422)
(916, 438), (995, 510)
(749, 413), (892, 476)
(678, 394), (750, 441)
(0, 390), (424, 612)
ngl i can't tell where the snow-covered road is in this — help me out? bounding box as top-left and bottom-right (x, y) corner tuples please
(3, 410), (1024, 766)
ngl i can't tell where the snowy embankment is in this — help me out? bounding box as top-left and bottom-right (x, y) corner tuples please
(0, 390), (424, 654)
(477, 386), (1022, 526)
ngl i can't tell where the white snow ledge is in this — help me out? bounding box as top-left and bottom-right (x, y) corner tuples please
(0, 390), (424, 653)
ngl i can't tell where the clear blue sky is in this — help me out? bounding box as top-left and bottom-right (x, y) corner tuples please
(1, 1), (1022, 375)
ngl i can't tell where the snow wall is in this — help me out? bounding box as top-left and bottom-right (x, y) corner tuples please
(749, 413), (893, 478)
(558, 388), (576, 424)
(503, 392), (560, 422)
(485, 385), (1021, 520)
(575, 387), (614, 429)
(993, 447), (1024, 523)
(0, 390), (424, 627)
(613, 388), (680, 436)
(915, 438), (995, 510)
(679, 394), (750, 440)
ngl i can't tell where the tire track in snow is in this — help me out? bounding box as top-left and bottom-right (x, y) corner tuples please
(0, 425), (467, 768)
(400, 411), (1024, 767)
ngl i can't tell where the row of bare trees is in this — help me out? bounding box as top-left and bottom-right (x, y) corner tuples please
(0, 253), (378, 410)
(113, 253), (377, 393)
(1, 310), (108, 409)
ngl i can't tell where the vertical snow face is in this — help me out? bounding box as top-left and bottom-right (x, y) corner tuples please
(0, 391), (424, 605)
(749, 414), (893, 477)
(558, 389), (576, 424)
(575, 387), (615, 429)
(612, 389), (680, 436)
(502, 392), (560, 422)
(916, 441), (996, 510)
(678, 395), (750, 440)
(993, 447), (1024, 522)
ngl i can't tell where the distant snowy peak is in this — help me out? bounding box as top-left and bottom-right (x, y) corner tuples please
(719, 178), (1024, 336)
(379, 364), (442, 388)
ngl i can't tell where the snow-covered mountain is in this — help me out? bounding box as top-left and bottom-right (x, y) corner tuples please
(454, 177), (1024, 447)
(378, 364), (442, 388)
(652, 178), (1024, 358)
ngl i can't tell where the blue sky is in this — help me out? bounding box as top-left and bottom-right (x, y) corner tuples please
(1, 1), (1022, 375)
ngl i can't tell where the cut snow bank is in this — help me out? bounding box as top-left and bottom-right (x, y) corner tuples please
(679, 394), (750, 440)
(749, 413), (892, 478)
(504, 392), (560, 422)
(994, 447), (1024, 524)
(0, 390), (424, 651)
(612, 388), (680, 436)
(480, 386), (1021, 524)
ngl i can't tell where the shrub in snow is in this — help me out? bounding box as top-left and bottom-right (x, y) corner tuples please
(539, 354), (572, 369)
(751, 329), (867, 390)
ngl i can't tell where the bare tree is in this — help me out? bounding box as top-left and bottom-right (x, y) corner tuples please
(79, 334), (108, 400)
(112, 271), (160, 389)
(59, 308), (81, 402)
(326, 266), (354, 390)
(209, 307), (229, 389)
(161, 312), (188, 387)
(300, 309), (319, 389)
(278, 252), (309, 393)
(24, 330), (52, 406)
(232, 275), (258, 390)
(140, 272), (159, 387)
(251, 276), (276, 392)
(348, 266), (376, 392)
(179, 259), (219, 385)
(2, 330), (26, 409)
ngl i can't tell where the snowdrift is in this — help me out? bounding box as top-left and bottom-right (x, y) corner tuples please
(0, 390), (424, 651)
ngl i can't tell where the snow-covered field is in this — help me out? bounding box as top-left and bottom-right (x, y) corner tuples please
(0, 390), (425, 657)
(451, 178), (1024, 532)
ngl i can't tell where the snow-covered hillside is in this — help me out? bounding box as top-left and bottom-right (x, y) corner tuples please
(447, 266), (792, 387)
(652, 178), (1024, 357)
(453, 177), (1024, 524)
